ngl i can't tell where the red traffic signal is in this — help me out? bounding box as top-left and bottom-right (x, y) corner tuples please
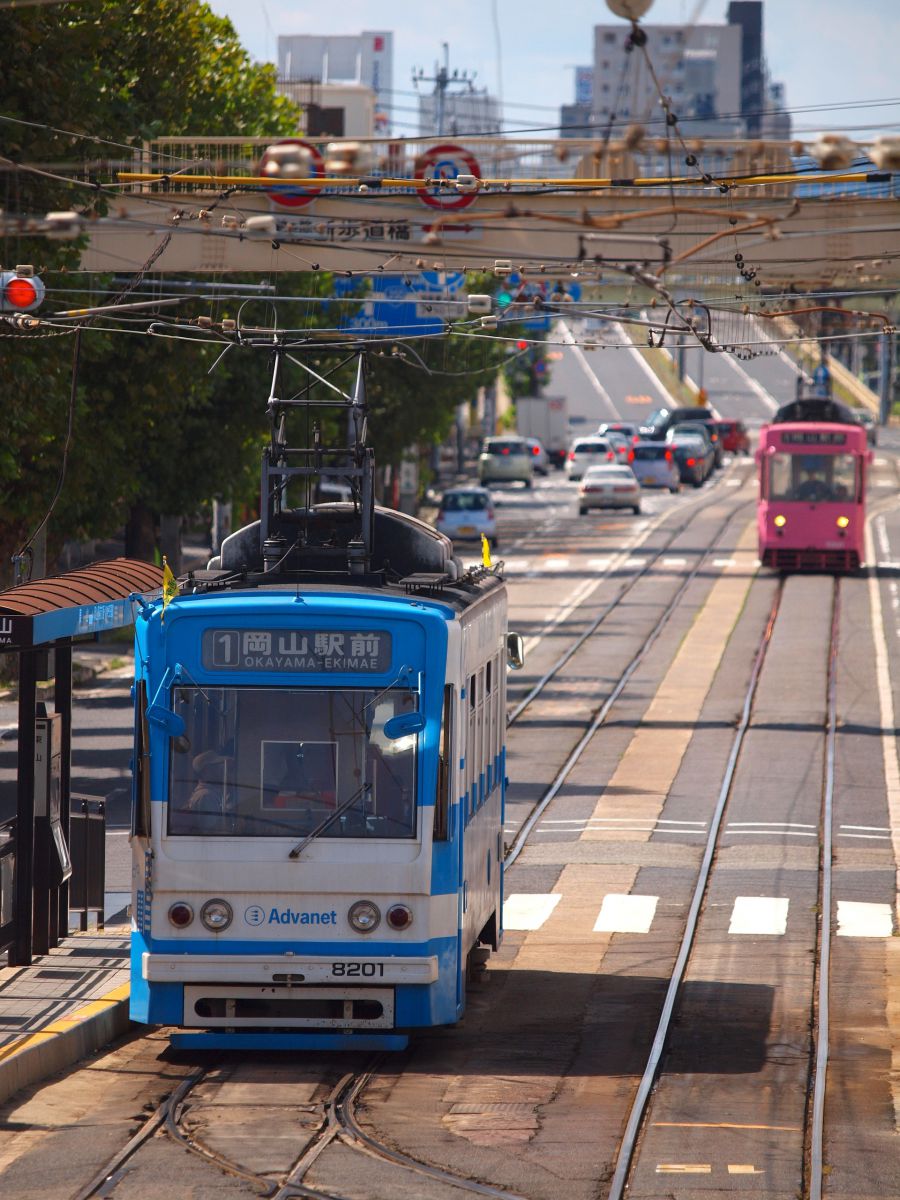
(516, 339), (529, 351)
(1, 270), (45, 312)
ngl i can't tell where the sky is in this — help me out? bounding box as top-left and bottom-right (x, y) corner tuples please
(208, 0), (900, 139)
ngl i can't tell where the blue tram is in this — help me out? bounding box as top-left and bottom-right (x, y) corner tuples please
(129, 357), (519, 1050)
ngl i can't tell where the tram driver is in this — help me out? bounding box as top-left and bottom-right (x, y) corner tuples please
(169, 748), (233, 835)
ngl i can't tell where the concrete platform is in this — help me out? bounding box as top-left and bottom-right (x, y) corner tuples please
(0, 925), (130, 1105)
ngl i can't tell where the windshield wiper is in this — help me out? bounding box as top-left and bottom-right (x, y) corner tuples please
(289, 782), (371, 859)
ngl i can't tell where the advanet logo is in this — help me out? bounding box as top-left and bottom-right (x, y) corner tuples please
(244, 905), (338, 927)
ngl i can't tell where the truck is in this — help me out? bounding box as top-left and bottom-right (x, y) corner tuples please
(515, 395), (569, 468)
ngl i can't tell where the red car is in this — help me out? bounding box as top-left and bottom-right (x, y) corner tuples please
(712, 419), (750, 455)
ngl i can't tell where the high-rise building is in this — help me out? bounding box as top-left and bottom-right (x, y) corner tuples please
(277, 31), (393, 133)
(560, 66), (594, 138)
(592, 22), (743, 138)
(727, 2), (764, 136)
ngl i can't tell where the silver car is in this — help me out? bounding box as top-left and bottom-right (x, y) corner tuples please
(578, 464), (642, 514)
(630, 442), (681, 492)
(479, 437), (534, 487)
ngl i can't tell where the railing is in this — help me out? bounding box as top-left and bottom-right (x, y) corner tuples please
(69, 796), (106, 932)
(131, 135), (804, 200)
(0, 817), (15, 955)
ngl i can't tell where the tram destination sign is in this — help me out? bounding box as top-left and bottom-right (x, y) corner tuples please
(780, 431), (847, 445)
(202, 628), (392, 673)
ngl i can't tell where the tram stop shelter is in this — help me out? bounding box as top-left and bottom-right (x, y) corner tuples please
(0, 558), (161, 966)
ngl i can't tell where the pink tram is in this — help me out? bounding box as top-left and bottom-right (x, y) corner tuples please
(757, 403), (872, 572)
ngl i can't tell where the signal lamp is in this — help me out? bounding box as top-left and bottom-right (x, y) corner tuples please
(200, 898), (233, 931)
(348, 899), (381, 933)
(774, 514), (787, 527)
(496, 291), (513, 308)
(168, 902), (194, 928)
(386, 904), (413, 931)
(1, 270), (45, 312)
(836, 516), (850, 528)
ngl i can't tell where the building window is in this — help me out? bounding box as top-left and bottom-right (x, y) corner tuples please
(603, 32), (616, 44)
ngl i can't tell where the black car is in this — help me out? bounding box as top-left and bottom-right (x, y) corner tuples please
(639, 406), (715, 442)
(668, 432), (714, 486)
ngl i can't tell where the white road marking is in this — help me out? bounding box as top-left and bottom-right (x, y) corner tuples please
(728, 896), (789, 935)
(587, 557), (613, 570)
(841, 824), (892, 832)
(522, 574), (597, 655)
(541, 557), (571, 571)
(502, 893), (561, 931)
(656, 1164), (711, 1175)
(713, 557), (737, 567)
(593, 893), (658, 933)
(624, 556), (645, 567)
(836, 900), (893, 937)
(728, 1165), (764, 1175)
(662, 557), (688, 567)
(718, 346), (779, 413)
(728, 821), (816, 828)
(726, 477), (743, 486)
(875, 457), (888, 466)
(876, 479), (894, 487)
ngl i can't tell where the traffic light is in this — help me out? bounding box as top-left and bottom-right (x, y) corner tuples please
(0, 268), (45, 312)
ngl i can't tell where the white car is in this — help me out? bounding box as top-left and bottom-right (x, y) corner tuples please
(565, 437), (617, 481)
(578, 465), (642, 514)
(479, 437), (534, 487)
(435, 487), (498, 545)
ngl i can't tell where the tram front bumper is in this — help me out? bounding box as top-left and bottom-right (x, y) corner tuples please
(142, 952), (439, 986)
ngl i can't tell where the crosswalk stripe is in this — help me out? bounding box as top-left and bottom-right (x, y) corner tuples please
(541, 557), (570, 570)
(713, 557), (736, 567)
(728, 896), (789, 935)
(836, 900), (893, 937)
(662, 557), (687, 567)
(587, 557), (613, 570)
(593, 893), (658, 933)
(624, 556), (644, 567)
(503, 893), (561, 931)
(726, 478), (742, 486)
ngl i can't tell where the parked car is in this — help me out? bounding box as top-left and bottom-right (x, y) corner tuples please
(630, 442), (681, 492)
(597, 421), (641, 445)
(578, 464), (642, 514)
(479, 436), (534, 487)
(712, 418), (750, 455)
(436, 486), (498, 544)
(856, 410), (877, 446)
(523, 436), (550, 474)
(668, 433), (713, 487)
(565, 436), (617, 481)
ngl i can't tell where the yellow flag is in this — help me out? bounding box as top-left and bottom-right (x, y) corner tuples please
(162, 555), (178, 618)
(481, 534), (492, 569)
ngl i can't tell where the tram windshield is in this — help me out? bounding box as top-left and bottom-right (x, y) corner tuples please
(167, 687), (418, 839)
(765, 453), (859, 503)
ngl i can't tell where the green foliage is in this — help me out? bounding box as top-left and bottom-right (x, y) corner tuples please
(0, 1), (300, 577)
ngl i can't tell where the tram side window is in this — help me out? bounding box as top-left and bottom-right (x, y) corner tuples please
(434, 686), (452, 841)
(167, 687), (418, 839)
(767, 453), (859, 503)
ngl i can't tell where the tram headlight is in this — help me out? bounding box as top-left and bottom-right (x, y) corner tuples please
(348, 899), (381, 933)
(836, 516), (850, 528)
(773, 514), (787, 528)
(386, 904), (413, 931)
(200, 898), (233, 932)
(168, 902), (194, 928)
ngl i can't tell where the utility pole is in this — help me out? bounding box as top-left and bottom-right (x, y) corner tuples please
(412, 44), (476, 136)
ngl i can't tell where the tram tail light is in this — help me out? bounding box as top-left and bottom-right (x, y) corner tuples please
(386, 904), (413, 931)
(836, 516), (850, 528)
(168, 902), (194, 928)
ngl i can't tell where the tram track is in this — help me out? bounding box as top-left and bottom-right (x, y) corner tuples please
(504, 483), (757, 865)
(597, 573), (842, 1200)
(73, 1058), (531, 1200)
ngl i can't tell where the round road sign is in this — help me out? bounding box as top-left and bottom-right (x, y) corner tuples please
(259, 139), (324, 209)
(414, 143), (481, 210)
